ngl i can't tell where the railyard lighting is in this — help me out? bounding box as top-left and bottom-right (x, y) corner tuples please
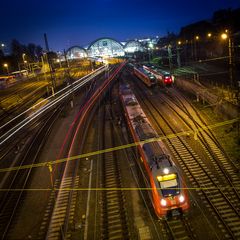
(221, 33), (228, 40)
(149, 43), (154, 49)
(3, 63), (9, 75)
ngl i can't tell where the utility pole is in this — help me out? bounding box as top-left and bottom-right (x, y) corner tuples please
(176, 45), (181, 67)
(44, 33), (50, 52)
(168, 44), (173, 71)
(64, 49), (74, 108)
(228, 36), (234, 90)
(43, 33), (56, 94)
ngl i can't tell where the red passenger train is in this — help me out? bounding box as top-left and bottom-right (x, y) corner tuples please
(133, 66), (157, 87)
(143, 65), (174, 87)
(120, 83), (189, 218)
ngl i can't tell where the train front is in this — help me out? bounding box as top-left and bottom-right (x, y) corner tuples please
(153, 166), (190, 218)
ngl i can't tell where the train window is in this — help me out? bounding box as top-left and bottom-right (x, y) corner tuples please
(157, 174), (180, 197)
(157, 173), (176, 182)
(125, 97), (138, 106)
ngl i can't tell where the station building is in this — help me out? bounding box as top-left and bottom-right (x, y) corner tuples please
(65, 36), (159, 59)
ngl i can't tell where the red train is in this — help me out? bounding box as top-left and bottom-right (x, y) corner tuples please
(133, 66), (157, 87)
(143, 65), (174, 87)
(120, 83), (189, 218)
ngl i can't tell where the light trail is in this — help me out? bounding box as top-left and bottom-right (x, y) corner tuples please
(0, 117), (238, 173)
(0, 66), (107, 146)
(0, 66), (106, 131)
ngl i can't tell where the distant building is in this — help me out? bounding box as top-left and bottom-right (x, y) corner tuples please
(65, 36), (160, 58)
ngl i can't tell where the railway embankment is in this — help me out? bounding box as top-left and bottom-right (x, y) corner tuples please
(175, 76), (238, 120)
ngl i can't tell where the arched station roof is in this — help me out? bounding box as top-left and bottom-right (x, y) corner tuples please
(66, 46), (88, 59)
(87, 37), (125, 58)
(124, 40), (144, 53)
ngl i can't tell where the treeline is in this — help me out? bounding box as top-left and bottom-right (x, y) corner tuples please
(156, 7), (240, 65)
(0, 39), (43, 74)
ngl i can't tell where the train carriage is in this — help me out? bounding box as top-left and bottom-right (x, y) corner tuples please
(133, 67), (157, 87)
(120, 83), (189, 218)
(143, 65), (174, 87)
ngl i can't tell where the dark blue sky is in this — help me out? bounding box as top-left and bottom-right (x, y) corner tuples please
(1, 0), (239, 51)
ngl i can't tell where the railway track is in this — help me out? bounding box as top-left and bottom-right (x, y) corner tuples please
(43, 67), (117, 239)
(99, 101), (130, 239)
(0, 82), (48, 127)
(161, 90), (240, 203)
(133, 80), (240, 239)
(162, 216), (196, 240)
(0, 106), (62, 239)
(44, 87), (99, 240)
(165, 88), (240, 182)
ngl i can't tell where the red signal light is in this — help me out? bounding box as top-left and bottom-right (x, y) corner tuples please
(164, 76), (172, 83)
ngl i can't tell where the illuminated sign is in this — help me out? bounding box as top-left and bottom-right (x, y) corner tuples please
(157, 173), (177, 182)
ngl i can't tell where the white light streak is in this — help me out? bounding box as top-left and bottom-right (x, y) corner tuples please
(0, 66), (107, 146)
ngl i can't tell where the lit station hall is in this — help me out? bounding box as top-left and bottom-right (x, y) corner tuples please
(1, 0), (240, 240)
(65, 37), (146, 60)
(66, 46), (88, 59)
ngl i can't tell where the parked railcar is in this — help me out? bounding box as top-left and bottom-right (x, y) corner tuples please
(133, 67), (157, 87)
(143, 65), (174, 87)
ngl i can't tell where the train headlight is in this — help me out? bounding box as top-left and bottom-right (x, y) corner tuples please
(179, 195), (185, 203)
(163, 168), (169, 174)
(160, 199), (167, 206)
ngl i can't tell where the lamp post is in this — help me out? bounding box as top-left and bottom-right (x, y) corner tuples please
(194, 35), (199, 61)
(167, 44), (173, 71)
(56, 59), (62, 68)
(177, 41), (182, 67)
(1, 43), (5, 52)
(206, 33), (213, 58)
(221, 32), (234, 89)
(22, 53), (26, 62)
(1, 43), (5, 55)
(148, 43), (153, 62)
(3, 63), (9, 75)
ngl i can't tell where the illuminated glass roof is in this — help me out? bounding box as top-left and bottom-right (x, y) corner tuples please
(88, 38), (125, 57)
(124, 40), (144, 53)
(66, 46), (88, 59)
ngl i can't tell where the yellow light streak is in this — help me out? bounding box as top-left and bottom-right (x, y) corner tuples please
(0, 117), (238, 173)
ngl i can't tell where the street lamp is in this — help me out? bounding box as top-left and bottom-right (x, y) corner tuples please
(3, 63), (9, 75)
(221, 32), (232, 64)
(56, 59), (62, 68)
(22, 53), (26, 63)
(149, 43), (154, 48)
(1, 43), (5, 54)
(207, 33), (212, 38)
(221, 32), (234, 89)
(148, 43), (154, 62)
(221, 33), (228, 40)
(194, 36), (200, 60)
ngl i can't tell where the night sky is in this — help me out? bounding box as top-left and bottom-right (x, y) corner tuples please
(1, 0), (239, 51)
